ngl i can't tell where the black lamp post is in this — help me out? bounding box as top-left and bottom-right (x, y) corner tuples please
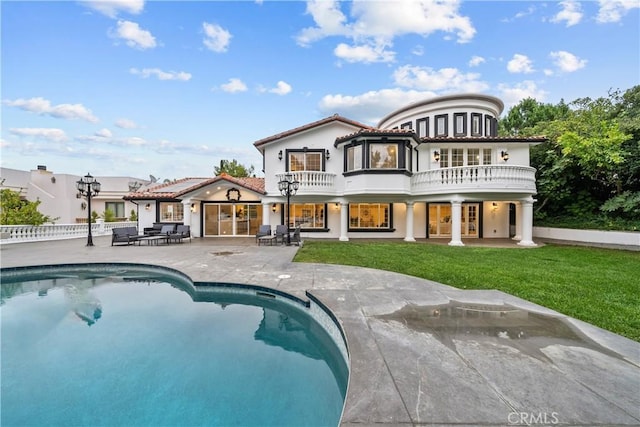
(278, 173), (299, 246)
(76, 173), (101, 246)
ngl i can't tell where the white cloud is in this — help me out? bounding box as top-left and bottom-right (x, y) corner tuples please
(412, 45), (424, 56)
(115, 118), (138, 129)
(296, 0), (475, 64)
(501, 5), (536, 23)
(551, 0), (583, 27)
(130, 68), (192, 81)
(111, 20), (157, 50)
(3, 97), (98, 122)
(497, 81), (548, 109)
(269, 81), (292, 96)
(319, 88), (438, 124)
(220, 78), (248, 93)
(468, 55), (485, 67)
(202, 22), (231, 53)
(507, 54), (534, 74)
(597, 0), (639, 23)
(334, 42), (395, 63)
(550, 50), (587, 72)
(95, 128), (112, 138)
(393, 65), (489, 93)
(10, 128), (68, 142)
(79, 0), (144, 18)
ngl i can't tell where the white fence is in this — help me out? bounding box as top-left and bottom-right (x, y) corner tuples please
(0, 221), (136, 244)
(533, 227), (640, 250)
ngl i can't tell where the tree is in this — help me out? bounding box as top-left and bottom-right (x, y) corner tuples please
(214, 159), (255, 177)
(0, 189), (55, 225)
(500, 87), (638, 227)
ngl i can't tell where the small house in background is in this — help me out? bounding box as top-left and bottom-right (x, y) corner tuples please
(0, 165), (147, 224)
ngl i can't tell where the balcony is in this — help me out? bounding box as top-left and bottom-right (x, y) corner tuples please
(275, 166), (536, 198)
(411, 165), (537, 196)
(276, 171), (337, 195)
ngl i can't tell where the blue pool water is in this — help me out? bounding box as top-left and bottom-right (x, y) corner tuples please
(1, 265), (348, 426)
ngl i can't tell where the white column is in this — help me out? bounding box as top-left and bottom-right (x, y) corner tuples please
(339, 202), (349, 241)
(262, 202), (271, 225)
(517, 197), (537, 247)
(404, 201), (416, 242)
(512, 201), (522, 241)
(449, 199), (464, 246)
(182, 201), (192, 227)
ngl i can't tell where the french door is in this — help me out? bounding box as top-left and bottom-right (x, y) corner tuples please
(428, 203), (479, 238)
(204, 204), (261, 236)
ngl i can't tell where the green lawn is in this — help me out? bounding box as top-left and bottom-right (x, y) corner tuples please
(294, 241), (640, 341)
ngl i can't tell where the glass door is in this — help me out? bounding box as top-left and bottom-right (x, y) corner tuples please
(204, 204), (262, 236)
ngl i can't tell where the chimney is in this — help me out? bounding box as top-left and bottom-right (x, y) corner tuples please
(37, 165), (47, 171)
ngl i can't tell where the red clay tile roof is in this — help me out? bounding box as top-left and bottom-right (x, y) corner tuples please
(334, 128), (420, 145)
(124, 174), (265, 200)
(253, 114), (372, 149)
(420, 136), (547, 143)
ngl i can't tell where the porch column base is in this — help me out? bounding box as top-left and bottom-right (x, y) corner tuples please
(404, 237), (416, 242)
(339, 236), (349, 242)
(448, 240), (465, 246)
(517, 240), (537, 247)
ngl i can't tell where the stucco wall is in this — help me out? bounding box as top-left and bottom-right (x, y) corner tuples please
(533, 227), (640, 250)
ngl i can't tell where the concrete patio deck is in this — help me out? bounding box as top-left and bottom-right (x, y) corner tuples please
(1, 236), (639, 426)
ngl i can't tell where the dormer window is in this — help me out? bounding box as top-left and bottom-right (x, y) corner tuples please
(435, 114), (448, 136)
(454, 113), (466, 136)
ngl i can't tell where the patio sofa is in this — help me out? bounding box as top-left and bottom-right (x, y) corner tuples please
(111, 226), (141, 246)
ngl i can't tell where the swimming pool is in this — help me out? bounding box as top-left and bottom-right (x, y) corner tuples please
(1, 264), (349, 427)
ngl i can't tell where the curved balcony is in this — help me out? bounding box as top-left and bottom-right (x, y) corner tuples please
(276, 171), (337, 195)
(411, 165), (537, 196)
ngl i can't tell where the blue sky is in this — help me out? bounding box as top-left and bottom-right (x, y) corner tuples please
(2, 0), (638, 181)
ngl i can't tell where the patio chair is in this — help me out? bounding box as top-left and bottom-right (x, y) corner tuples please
(169, 225), (191, 243)
(274, 224), (289, 245)
(255, 225), (272, 243)
(290, 226), (302, 246)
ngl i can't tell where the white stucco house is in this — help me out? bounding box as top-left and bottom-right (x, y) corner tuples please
(0, 165), (147, 224)
(128, 93), (545, 246)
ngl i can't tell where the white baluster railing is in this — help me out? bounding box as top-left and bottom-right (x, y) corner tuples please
(411, 165), (537, 194)
(0, 221), (136, 244)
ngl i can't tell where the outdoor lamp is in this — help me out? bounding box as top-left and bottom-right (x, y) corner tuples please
(278, 150), (283, 161)
(76, 173), (101, 247)
(501, 151), (509, 162)
(278, 173), (300, 246)
(433, 151), (440, 162)
(325, 149), (330, 160)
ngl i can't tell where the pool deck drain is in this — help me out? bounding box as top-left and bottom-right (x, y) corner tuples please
(1, 236), (639, 426)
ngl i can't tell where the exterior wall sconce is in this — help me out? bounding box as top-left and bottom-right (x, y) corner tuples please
(190, 203), (196, 213)
(272, 203), (277, 213)
(325, 149), (330, 160)
(334, 202), (339, 209)
(492, 202), (498, 211)
(278, 150), (283, 161)
(501, 151), (509, 162)
(145, 203), (151, 211)
(433, 151), (440, 162)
